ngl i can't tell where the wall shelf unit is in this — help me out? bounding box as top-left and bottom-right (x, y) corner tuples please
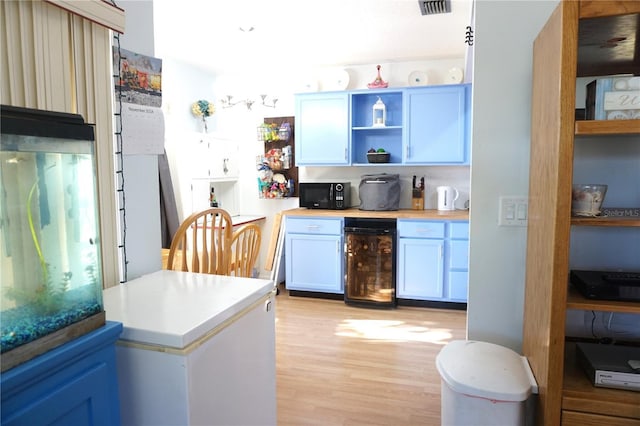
(523, 1), (640, 425)
(260, 116), (298, 198)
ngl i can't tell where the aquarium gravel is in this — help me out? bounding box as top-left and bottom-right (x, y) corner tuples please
(1, 300), (102, 353)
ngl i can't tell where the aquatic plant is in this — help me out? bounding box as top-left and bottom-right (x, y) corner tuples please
(4, 266), (71, 315)
(27, 178), (49, 285)
(3, 176), (71, 314)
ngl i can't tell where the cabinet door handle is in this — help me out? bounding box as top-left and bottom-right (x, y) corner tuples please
(406, 145), (410, 158)
(344, 148), (348, 161)
(439, 246), (443, 259)
(306, 225), (320, 230)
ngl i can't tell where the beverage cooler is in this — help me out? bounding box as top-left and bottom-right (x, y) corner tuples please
(344, 218), (397, 308)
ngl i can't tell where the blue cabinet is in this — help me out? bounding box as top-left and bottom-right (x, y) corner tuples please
(294, 84), (471, 167)
(1, 322), (123, 426)
(448, 222), (469, 301)
(397, 221), (446, 300)
(285, 217), (344, 293)
(350, 90), (404, 165)
(404, 84), (471, 165)
(294, 92), (349, 165)
(396, 219), (469, 302)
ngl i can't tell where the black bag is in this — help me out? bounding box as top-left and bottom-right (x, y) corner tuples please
(358, 173), (400, 211)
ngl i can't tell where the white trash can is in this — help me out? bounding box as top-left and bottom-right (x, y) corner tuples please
(436, 340), (538, 426)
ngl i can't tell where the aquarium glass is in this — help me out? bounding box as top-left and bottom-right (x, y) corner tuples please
(1, 107), (104, 355)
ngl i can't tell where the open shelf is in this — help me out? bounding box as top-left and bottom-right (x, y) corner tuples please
(566, 285), (640, 313)
(562, 342), (640, 420)
(575, 119), (640, 136)
(571, 216), (640, 227)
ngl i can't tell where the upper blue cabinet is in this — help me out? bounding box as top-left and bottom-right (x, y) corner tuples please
(295, 92), (350, 165)
(294, 83), (471, 167)
(350, 89), (404, 165)
(404, 84), (471, 165)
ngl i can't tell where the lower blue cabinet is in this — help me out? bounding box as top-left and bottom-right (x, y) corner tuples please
(285, 217), (344, 293)
(397, 219), (469, 303)
(283, 216), (468, 303)
(1, 321), (123, 426)
(448, 222), (470, 302)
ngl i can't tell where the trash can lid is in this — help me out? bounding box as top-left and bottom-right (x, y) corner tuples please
(435, 340), (537, 402)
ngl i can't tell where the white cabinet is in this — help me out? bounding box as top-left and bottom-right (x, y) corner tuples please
(191, 133), (239, 181)
(285, 217), (344, 294)
(104, 270), (276, 426)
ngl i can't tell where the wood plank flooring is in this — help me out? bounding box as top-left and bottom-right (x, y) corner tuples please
(274, 289), (467, 425)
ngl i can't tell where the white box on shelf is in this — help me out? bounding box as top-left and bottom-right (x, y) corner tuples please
(585, 76), (640, 120)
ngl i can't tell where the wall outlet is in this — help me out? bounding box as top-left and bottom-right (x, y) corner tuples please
(499, 196), (528, 226)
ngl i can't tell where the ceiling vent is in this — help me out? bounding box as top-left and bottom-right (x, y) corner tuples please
(419, 0), (451, 15)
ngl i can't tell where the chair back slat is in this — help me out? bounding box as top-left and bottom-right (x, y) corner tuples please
(228, 223), (262, 277)
(166, 208), (233, 275)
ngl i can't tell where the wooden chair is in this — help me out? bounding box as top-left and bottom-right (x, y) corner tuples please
(227, 223), (262, 278)
(166, 208), (233, 275)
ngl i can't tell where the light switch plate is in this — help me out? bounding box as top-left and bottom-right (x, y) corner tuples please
(499, 196), (528, 226)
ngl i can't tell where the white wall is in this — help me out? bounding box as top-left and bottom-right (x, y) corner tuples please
(467, 0), (560, 351)
(118, 1), (162, 280)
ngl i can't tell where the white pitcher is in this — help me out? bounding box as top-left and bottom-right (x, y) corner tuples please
(437, 186), (459, 211)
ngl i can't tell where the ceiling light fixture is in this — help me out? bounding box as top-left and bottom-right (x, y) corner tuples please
(220, 95), (278, 111)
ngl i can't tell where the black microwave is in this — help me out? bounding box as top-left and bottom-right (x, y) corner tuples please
(299, 182), (351, 210)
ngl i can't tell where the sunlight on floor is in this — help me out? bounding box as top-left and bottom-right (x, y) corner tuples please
(335, 319), (454, 344)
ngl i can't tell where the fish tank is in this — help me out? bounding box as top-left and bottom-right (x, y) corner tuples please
(0, 105), (105, 372)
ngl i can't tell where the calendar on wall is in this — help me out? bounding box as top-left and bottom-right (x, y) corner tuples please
(113, 47), (165, 155)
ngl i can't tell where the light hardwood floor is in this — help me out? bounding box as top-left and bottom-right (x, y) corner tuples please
(275, 289), (467, 425)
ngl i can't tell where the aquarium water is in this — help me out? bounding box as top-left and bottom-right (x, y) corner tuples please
(1, 106), (105, 356)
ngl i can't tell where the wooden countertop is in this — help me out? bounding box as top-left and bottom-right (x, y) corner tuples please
(281, 208), (469, 221)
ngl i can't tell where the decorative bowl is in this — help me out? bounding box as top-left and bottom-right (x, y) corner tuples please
(367, 152), (390, 163)
(571, 184), (607, 217)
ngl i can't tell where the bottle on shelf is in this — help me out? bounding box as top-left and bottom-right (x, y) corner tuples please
(209, 187), (218, 207)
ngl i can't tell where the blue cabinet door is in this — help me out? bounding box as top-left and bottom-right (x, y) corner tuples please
(285, 233), (343, 293)
(404, 85), (470, 164)
(1, 322), (122, 426)
(396, 238), (444, 299)
(447, 223), (469, 302)
(295, 92), (349, 165)
(285, 217), (344, 294)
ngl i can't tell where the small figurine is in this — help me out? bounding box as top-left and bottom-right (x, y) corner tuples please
(367, 65), (389, 89)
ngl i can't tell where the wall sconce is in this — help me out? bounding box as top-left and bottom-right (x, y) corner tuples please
(260, 95), (278, 108)
(220, 95), (254, 110)
(219, 94), (278, 110)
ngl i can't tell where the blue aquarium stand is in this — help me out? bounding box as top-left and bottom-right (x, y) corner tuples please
(1, 321), (123, 425)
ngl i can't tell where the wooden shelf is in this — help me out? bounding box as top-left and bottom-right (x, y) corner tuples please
(566, 285), (640, 313)
(524, 2), (640, 424)
(571, 216), (640, 227)
(575, 119), (640, 136)
(562, 342), (640, 420)
(352, 126), (403, 131)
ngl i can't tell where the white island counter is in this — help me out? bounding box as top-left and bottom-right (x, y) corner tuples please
(103, 270), (276, 426)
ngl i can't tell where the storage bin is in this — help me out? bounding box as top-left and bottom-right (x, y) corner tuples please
(436, 340), (538, 426)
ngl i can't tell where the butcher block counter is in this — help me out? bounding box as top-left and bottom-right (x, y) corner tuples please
(281, 207), (469, 221)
